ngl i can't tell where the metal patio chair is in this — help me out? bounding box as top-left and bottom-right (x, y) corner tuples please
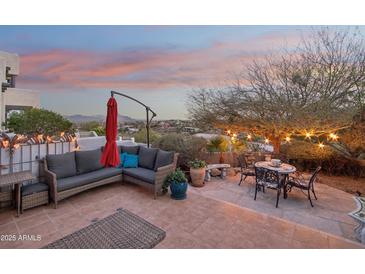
(254, 167), (282, 208)
(287, 166), (322, 207)
(237, 154), (255, 185)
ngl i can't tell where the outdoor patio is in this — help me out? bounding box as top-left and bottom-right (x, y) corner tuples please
(190, 174), (360, 241)
(0, 179), (363, 249)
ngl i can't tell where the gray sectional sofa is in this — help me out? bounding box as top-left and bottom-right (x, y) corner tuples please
(43, 145), (178, 208)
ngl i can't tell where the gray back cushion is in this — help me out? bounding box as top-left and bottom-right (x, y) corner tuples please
(154, 150), (174, 171)
(138, 146), (158, 170)
(75, 148), (104, 174)
(46, 152), (77, 179)
(121, 145), (139, 155)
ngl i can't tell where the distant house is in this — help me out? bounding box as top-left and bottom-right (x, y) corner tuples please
(183, 126), (200, 133)
(122, 125), (139, 133)
(0, 51), (40, 130)
(193, 133), (230, 141)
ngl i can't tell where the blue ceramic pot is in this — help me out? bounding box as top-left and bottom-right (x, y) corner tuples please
(169, 180), (188, 200)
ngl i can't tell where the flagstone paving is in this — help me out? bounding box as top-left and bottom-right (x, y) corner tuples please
(189, 174), (360, 241)
(0, 181), (363, 248)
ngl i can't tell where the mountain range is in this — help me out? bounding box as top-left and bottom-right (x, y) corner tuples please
(64, 114), (136, 124)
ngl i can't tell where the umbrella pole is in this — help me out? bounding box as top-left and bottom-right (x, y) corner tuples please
(111, 91), (156, 148)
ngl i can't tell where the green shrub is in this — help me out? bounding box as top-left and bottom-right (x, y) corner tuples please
(281, 140), (364, 177)
(188, 159), (206, 169)
(133, 128), (161, 144)
(162, 168), (187, 194)
(281, 140), (333, 160)
(92, 126), (106, 136)
(207, 136), (229, 152)
(6, 108), (73, 136)
(232, 139), (247, 153)
(153, 134), (207, 169)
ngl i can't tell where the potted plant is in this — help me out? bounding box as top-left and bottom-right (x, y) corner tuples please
(189, 159), (206, 187)
(162, 168), (188, 200)
(207, 136), (228, 163)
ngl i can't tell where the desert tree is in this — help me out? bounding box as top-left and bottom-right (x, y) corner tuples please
(188, 27), (365, 154)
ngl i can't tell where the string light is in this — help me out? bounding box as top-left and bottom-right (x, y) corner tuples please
(319, 143), (324, 149)
(232, 133), (237, 138)
(285, 136), (291, 142)
(227, 130), (231, 135)
(247, 134), (252, 140)
(265, 138), (269, 144)
(37, 134), (43, 142)
(2, 140), (9, 148)
(329, 133), (338, 141)
(305, 132), (312, 139)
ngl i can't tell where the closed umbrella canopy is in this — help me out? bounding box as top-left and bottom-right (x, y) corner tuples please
(100, 96), (120, 167)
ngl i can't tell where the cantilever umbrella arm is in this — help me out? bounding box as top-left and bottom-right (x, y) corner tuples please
(110, 90), (157, 147)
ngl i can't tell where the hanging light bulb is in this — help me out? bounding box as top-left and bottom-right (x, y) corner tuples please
(318, 143), (324, 149)
(247, 134), (252, 140)
(305, 132), (311, 139)
(2, 140), (9, 148)
(329, 133), (338, 141)
(285, 136), (291, 142)
(265, 138), (269, 144)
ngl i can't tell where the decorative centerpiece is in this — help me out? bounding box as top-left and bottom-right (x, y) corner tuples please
(270, 159), (282, 167)
(163, 168), (188, 200)
(189, 159), (206, 187)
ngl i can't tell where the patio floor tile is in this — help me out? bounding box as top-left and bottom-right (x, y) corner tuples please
(0, 181), (363, 249)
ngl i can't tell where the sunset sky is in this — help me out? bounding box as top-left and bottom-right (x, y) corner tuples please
(0, 25), (358, 119)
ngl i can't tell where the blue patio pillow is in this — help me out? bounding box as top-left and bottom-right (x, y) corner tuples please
(123, 154), (139, 168)
(118, 152), (128, 168)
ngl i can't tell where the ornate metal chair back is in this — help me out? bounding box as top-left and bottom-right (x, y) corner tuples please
(255, 167), (266, 183)
(308, 166), (322, 189)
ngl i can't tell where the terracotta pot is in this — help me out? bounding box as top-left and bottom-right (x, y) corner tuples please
(190, 167), (206, 187)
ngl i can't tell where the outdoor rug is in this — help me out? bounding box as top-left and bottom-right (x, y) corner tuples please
(44, 208), (166, 249)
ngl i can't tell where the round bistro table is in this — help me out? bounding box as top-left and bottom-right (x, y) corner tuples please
(254, 161), (296, 199)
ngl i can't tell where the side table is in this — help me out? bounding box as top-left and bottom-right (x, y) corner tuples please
(0, 171), (35, 217)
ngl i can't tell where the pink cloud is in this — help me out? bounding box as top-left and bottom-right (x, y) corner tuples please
(16, 31), (301, 92)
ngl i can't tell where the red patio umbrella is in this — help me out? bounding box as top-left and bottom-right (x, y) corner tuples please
(100, 96), (120, 167)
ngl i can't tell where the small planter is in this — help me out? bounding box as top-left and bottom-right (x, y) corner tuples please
(190, 167), (206, 187)
(170, 180), (188, 200)
(163, 168), (188, 200)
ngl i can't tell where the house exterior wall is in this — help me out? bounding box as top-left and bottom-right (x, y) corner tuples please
(0, 51), (39, 129)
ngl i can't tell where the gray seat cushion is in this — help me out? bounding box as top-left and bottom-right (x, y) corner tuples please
(46, 152), (77, 179)
(57, 168), (123, 192)
(122, 167), (155, 184)
(138, 146), (158, 170)
(75, 149), (104, 174)
(154, 150), (174, 171)
(121, 145), (139, 155)
(22, 183), (49, 196)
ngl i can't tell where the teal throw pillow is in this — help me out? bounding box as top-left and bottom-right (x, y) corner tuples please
(123, 154), (139, 168)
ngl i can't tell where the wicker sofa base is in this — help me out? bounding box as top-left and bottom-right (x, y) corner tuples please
(0, 189), (13, 209)
(123, 175), (160, 198)
(56, 174), (123, 206)
(22, 191), (49, 212)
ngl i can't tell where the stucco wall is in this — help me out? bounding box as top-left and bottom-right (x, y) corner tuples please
(0, 51), (19, 75)
(4, 88), (40, 108)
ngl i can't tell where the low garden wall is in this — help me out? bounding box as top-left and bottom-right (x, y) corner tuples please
(199, 152), (240, 167)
